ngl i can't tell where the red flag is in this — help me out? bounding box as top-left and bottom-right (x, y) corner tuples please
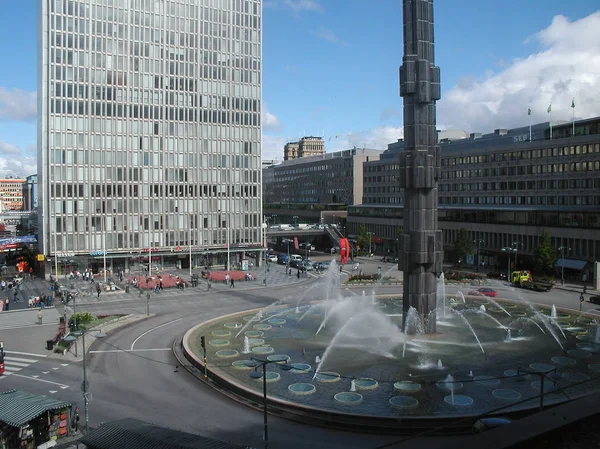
(293, 237), (299, 250)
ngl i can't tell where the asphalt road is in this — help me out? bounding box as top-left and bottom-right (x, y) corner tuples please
(0, 265), (597, 449)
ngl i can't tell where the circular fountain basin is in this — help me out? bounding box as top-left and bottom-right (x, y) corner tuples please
(182, 297), (600, 432)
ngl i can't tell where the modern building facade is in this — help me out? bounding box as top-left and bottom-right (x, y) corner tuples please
(283, 136), (325, 161)
(22, 174), (38, 211)
(348, 117), (600, 274)
(263, 147), (381, 206)
(0, 179), (26, 211)
(38, 0), (262, 275)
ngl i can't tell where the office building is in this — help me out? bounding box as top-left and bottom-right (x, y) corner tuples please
(22, 174), (38, 211)
(283, 136), (325, 160)
(347, 117), (600, 274)
(0, 179), (26, 211)
(264, 148), (381, 206)
(38, 0), (262, 275)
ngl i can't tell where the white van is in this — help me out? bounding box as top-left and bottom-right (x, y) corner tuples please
(279, 224), (293, 231)
(289, 254), (303, 262)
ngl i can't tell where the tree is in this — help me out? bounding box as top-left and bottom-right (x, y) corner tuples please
(454, 229), (473, 264)
(533, 230), (556, 276)
(356, 225), (369, 252)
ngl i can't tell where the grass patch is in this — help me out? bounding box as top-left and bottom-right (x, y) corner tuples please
(54, 340), (70, 353)
(78, 314), (125, 330)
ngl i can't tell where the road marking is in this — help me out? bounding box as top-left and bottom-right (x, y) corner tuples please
(60, 364), (69, 366)
(0, 373), (12, 378)
(52, 367), (59, 370)
(0, 323), (58, 330)
(32, 375), (39, 378)
(90, 348), (171, 354)
(42, 371), (49, 374)
(60, 385), (68, 389)
(130, 318), (182, 350)
(10, 373), (69, 388)
(4, 366), (22, 372)
(4, 356), (38, 364)
(6, 351), (48, 358)
(49, 390), (57, 394)
(3, 361), (29, 367)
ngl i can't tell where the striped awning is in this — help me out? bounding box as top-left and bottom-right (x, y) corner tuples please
(0, 390), (71, 427)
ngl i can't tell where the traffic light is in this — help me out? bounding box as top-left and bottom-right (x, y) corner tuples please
(200, 336), (206, 350)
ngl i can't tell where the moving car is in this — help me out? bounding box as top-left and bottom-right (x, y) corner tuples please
(267, 254), (278, 263)
(468, 287), (498, 297)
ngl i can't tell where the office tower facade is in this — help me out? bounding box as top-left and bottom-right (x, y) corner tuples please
(38, 0), (262, 275)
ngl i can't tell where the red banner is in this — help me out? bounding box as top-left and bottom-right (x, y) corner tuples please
(293, 237), (299, 250)
(339, 238), (350, 264)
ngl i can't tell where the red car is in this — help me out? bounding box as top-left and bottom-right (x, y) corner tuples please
(468, 287), (498, 298)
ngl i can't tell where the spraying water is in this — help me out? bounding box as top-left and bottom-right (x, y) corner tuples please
(551, 305), (557, 319)
(436, 273), (447, 319)
(508, 317), (546, 335)
(242, 336), (251, 354)
(451, 309), (485, 354)
(484, 298), (513, 317)
(350, 379), (356, 392)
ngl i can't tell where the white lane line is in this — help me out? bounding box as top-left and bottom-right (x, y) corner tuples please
(0, 373), (12, 377)
(0, 323), (58, 330)
(130, 318), (182, 350)
(10, 373), (69, 388)
(6, 351), (48, 358)
(90, 348), (171, 354)
(4, 356), (38, 364)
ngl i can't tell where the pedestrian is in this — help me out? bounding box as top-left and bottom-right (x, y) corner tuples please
(230, 278), (235, 288)
(159, 280), (164, 291)
(4, 298), (9, 311)
(207, 280), (212, 291)
(96, 284), (101, 298)
(297, 270), (300, 279)
(13, 291), (18, 303)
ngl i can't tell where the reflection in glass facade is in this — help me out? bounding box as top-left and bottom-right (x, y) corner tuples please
(38, 0), (262, 269)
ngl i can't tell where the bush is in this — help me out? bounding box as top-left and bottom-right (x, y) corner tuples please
(68, 312), (94, 330)
(348, 274), (379, 283)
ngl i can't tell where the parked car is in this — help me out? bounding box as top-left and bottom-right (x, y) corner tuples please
(278, 254), (289, 265)
(589, 295), (600, 305)
(468, 287), (498, 297)
(267, 254), (278, 263)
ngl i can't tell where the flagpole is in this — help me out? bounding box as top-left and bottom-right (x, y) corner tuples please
(528, 108), (532, 142)
(572, 98), (575, 137)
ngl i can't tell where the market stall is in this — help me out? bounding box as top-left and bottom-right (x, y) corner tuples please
(0, 390), (72, 449)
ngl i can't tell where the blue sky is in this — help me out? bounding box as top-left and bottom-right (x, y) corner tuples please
(0, 0), (599, 174)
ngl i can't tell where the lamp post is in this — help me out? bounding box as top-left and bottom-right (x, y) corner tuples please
(70, 327), (105, 434)
(262, 220), (268, 286)
(272, 214), (278, 226)
(558, 246), (571, 285)
(473, 239), (484, 272)
(367, 232), (374, 255)
(293, 216), (299, 228)
(501, 242), (519, 281)
(244, 358), (292, 449)
(103, 232), (107, 283)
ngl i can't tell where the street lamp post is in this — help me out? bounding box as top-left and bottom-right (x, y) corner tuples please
(367, 232), (374, 255)
(293, 216), (299, 228)
(473, 239), (484, 272)
(244, 358), (292, 449)
(501, 242), (520, 281)
(558, 246), (571, 285)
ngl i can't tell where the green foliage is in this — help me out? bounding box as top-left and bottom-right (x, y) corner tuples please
(68, 312), (94, 330)
(356, 225), (370, 252)
(533, 230), (556, 276)
(454, 229), (473, 263)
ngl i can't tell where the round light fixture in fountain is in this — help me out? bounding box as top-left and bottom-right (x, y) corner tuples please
(444, 395), (474, 406)
(492, 389), (521, 400)
(224, 322), (242, 329)
(211, 330), (231, 337)
(529, 363), (555, 372)
(289, 363), (311, 373)
(247, 338), (265, 347)
(268, 318), (286, 325)
(503, 369), (529, 381)
(244, 330), (264, 338)
(389, 396), (419, 409)
(353, 378), (378, 390)
(315, 372), (341, 383)
(267, 354), (290, 364)
(288, 383), (316, 395)
(567, 349), (592, 359)
(474, 375), (501, 386)
(250, 371), (281, 383)
(436, 379), (463, 391)
(576, 343), (600, 353)
(393, 381), (422, 393)
(243, 315), (260, 322)
(252, 346), (274, 355)
(530, 380), (559, 393)
(551, 356), (577, 366)
(216, 349), (239, 358)
(561, 371), (590, 383)
(334, 392), (363, 405)
(232, 360), (255, 370)
(209, 339), (229, 347)
(253, 324), (272, 331)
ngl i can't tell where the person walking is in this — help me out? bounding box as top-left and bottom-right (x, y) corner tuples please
(96, 283), (101, 298)
(4, 298), (8, 311)
(230, 278), (235, 288)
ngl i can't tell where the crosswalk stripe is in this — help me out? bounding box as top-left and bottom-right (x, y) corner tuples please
(0, 372), (13, 377)
(0, 308), (61, 331)
(7, 351), (48, 358)
(4, 366), (22, 372)
(4, 356), (38, 364)
(3, 361), (29, 367)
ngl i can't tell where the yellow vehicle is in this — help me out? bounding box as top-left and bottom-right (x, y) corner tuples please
(511, 270), (553, 292)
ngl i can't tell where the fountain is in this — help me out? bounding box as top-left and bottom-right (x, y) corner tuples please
(551, 305), (558, 319)
(241, 336), (250, 354)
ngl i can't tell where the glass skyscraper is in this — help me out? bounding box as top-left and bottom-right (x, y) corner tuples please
(38, 0), (262, 275)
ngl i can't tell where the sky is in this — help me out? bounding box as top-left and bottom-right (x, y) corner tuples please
(0, 1), (599, 175)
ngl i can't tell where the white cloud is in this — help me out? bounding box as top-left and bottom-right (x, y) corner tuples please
(380, 106), (400, 121)
(0, 88), (37, 121)
(261, 134), (287, 162)
(313, 27), (346, 45)
(262, 105), (281, 131)
(329, 126), (404, 152)
(438, 12), (600, 133)
(282, 0), (323, 13)
(0, 141), (36, 178)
